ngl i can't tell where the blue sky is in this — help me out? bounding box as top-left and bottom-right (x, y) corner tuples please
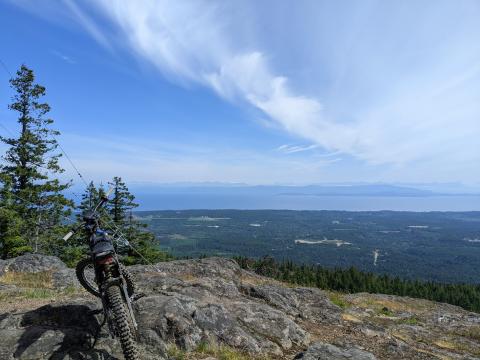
(0, 0), (479, 187)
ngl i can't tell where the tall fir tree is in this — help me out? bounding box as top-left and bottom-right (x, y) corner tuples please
(108, 176), (138, 227)
(0, 65), (73, 257)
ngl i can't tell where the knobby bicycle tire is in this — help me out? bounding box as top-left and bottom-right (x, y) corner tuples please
(105, 283), (139, 360)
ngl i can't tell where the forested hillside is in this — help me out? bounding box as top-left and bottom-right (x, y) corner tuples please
(137, 209), (480, 283)
(235, 256), (480, 313)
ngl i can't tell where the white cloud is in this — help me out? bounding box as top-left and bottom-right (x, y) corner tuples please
(76, 1), (478, 174)
(276, 144), (319, 154)
(75, 2), (362, 157)
(13, 0), (480, 182)
(63, 0), (111, 49)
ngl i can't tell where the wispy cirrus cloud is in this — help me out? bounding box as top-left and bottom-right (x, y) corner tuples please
(11, 0), (480, 182)
(67, 1), (358, 157)
(75, 1), (479, 171)
(63, 0), (111, 49)
(276, 144), (319, 154)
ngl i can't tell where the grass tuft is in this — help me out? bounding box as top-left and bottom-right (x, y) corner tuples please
(167, 344), (187, 360)
(328, 292), (350, 309)
(0, 271), (53, 288)
(399, 316), (419, 325)
(0, 272), (83, 304)
(379, 307), (395, 317)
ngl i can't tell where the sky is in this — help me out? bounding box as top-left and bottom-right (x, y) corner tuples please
(0, 0), (479, 187)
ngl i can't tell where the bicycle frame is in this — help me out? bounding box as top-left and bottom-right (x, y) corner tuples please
(65, 192), (138, 335)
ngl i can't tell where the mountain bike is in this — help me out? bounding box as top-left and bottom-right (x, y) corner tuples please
(63, 190), (139, 360)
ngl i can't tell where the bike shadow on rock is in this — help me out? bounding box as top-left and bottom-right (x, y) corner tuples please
(14, 303), (119, 359)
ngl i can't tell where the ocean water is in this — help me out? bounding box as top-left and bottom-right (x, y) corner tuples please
(134, 193), (480, 212)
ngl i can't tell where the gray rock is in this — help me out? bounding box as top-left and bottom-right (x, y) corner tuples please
(1, 253), (67, 274)
(2, 255), (480, 360)
(296, 342), (377, 360)
(133, 292), (309, 356)
(193, 302), (263, 352)
(242, 283), (341, 324)
(230, 300), (309, 352)
(0, 300), (124, 360)
(0, 259), (8, 277)
(0, 256), (316, 358)
(135, 294), (202, 351)
(0, 253), (79, 290)
(52, 268), (81, 289)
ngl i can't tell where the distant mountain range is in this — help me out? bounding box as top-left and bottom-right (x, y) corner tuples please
(126, 183), (474, 197)
(68, 182), (480, 211)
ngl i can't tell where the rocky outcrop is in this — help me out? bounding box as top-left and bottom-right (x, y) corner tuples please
(128, 258), (316, 356)
(0, 255), (479, 359)
(0, 253), (78, 290)
(0, 253), (67, 275)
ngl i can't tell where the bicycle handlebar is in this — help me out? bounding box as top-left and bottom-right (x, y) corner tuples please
(62, 187), (113, 241)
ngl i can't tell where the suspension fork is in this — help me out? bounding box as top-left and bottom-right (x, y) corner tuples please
(113, 254), (138, 330)
(101, 262), (138, 332)
(121, 275), (138, 330)
(100, 264), (117, 337)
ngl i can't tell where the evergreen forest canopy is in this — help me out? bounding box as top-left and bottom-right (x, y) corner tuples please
(0, 65), (169, 266)
(137, 209), (480, 284)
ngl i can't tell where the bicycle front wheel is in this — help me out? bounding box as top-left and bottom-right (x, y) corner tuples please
(106, 284), (139, 360)
(75, 258), (100, 297)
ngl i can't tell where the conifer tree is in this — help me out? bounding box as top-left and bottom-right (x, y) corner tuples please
(77, 181), (107, 221)
(0, 175), (30, 257)
(0, 65), (73, 257)
(108, 176), (137, 227)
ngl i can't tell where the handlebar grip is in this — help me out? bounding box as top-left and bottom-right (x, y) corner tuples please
(63, 231), (74, 241)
